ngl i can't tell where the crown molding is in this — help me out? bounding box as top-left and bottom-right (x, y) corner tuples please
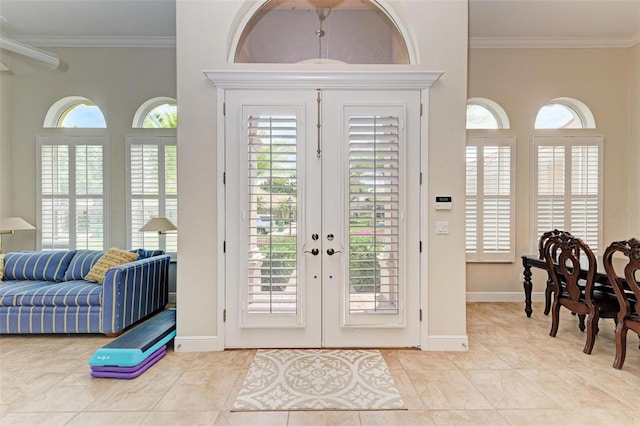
(470, 33), (640, 49)
(10, 35), (176, 48)
(9, 32), (639, 50)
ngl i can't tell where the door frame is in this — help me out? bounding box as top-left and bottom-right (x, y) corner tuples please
(205, 67), (443, 350)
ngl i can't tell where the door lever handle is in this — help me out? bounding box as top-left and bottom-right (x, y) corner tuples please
(326, 248), (342, 256)
(304, 248), (320, 255)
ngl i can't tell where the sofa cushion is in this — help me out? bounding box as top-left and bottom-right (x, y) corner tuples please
(0, 280), (102, 307)
(64, 250), (105, 281)
(3, 251), (77, 282)
(0, 254), (5, 280)
(84, 247), (139, 283)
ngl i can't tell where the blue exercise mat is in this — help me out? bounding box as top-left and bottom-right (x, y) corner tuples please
(89, 308), (176, 367)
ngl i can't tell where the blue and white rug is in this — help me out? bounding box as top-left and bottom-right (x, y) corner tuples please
(232, 349), (406, 411)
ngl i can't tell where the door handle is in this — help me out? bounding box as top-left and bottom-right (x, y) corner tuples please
(305, 248), (320, 255)
(326, 248), (342, 256)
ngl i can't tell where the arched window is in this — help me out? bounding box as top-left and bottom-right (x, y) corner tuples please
(233, 0), (411, 64)
(132, 97), (177, 129)
(466, 98), (510, 130)
(535, 97), (596, 129)
(44, 96), (106, 128)
(465, 98), (514, 262)
(128, 97), (178, 254)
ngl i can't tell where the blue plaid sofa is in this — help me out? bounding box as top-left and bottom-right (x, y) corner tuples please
(0, 249), (170, 335)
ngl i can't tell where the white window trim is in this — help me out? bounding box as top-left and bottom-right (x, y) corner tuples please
(530, 135), (603, 253)
(466, 136), (516, 263)
(36, 134), (110, 250)
(125, 135), (177, 256)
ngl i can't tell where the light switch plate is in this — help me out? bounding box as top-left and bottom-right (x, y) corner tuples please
(436, 221), (449, 235)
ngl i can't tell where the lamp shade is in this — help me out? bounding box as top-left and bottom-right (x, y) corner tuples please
(139, 217), (177, 233)
(0, 217), (36, 233)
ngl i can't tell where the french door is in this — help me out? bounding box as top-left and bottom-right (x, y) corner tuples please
(223, 89), (421, 348)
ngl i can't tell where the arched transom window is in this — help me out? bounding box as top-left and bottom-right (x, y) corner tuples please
(466, 98), (510, 130)
(44, 96), (106, 128)
(234, 0), (410, 64)
(535, 97), (596, 129)
(132, 97), (178, 129)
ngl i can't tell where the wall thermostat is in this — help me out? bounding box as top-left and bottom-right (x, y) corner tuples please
(435, 196), (452, 210)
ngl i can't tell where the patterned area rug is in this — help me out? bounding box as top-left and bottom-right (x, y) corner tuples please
(232, 349), (406, 411)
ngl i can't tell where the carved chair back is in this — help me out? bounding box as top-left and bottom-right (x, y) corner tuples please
(543, 233), (596, 306)
(603, 238), (640, 321)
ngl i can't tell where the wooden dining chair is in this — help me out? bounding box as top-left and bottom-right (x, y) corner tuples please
(603, 238), (640, 369)
(538, 229), (573, 315)
(543, 233), (619, 354)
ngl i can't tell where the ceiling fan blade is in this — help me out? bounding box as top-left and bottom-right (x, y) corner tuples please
(0, 33), (59, 69)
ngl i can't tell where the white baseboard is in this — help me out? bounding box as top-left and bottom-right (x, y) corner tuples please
(425, 335), (469, 351)
(174, 335), (222, 352)
(466, 291), (546, 302)
(169, 291), (176, 304)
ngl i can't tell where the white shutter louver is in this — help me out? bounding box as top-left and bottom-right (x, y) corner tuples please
(533, 136), (602, 254)
(38, 136), (107, 250)
(126, 136), (177, 253)
(246, 115), (298, 315)
(465, 146), (478, 254)
(348, 115), (400, 315)
(465, 137), (515, 262)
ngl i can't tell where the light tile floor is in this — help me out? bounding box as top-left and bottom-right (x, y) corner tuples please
(2, 302), (640, 425)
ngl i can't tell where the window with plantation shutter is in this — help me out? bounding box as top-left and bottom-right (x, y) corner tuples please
(37, 135), (108, 250)
(126, 135), (177, 254)
(465, 137), (515, 262)
(532, 136), (602, 253)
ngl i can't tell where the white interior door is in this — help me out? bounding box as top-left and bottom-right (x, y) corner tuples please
(224, 89), (421, 348)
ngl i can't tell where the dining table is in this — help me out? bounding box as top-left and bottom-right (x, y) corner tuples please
(520, 253), (629, 318)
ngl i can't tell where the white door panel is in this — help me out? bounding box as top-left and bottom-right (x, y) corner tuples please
(224, 90), (321, 348)
(322, 91), (421, 347)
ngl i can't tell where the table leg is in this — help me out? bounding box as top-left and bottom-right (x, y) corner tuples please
(522, 261), (533, 317)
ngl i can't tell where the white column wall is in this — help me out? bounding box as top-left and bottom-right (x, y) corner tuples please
(175, 0), (469, 350)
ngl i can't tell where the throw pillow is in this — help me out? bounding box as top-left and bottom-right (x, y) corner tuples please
(0, 253), (5, 281)
(3, 250), (77, 282)
(64, 250), (105, 281)
(84, 247), (139, 283)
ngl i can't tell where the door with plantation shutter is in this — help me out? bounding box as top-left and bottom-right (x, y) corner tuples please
(224, 90), (420, 348)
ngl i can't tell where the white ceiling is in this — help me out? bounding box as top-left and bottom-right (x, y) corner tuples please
(0, 0), (639, 48)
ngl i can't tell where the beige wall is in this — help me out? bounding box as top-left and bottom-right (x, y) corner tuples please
(0, 47), (176, 252)
(467, 47), (633, 296)
(0, 62), (10, 219)
(175, 0), (469, 349)
(631, 43), (640, 233)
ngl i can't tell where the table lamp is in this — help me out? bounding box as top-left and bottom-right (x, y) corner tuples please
(139, 217), (177, 234)
(0, 217), (36, 253)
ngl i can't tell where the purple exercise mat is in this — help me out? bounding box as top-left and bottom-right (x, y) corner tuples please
(90, 346), (166, 379)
